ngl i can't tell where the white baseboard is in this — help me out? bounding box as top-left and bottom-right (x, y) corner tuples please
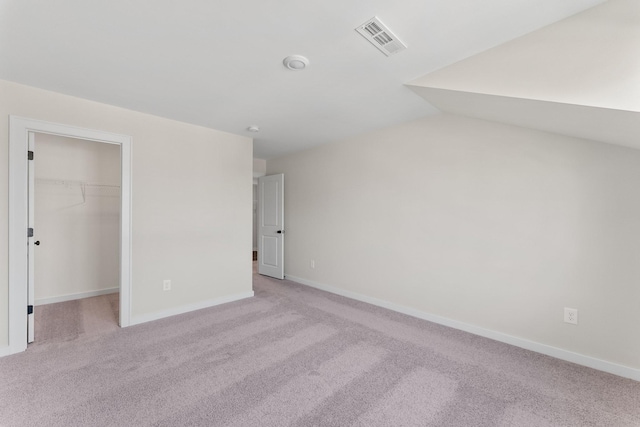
(35, 287), (120, 306)
(285, 274), (640, 382)
(130, 291), (255, 326)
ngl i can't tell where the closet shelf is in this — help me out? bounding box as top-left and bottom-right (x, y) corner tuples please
(35, 178), (120, 188)
(36, 178), (121, 203)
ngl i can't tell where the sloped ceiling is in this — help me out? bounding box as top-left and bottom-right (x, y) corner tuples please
(409, 0), (640, 150)
(0, 0), (605, 159)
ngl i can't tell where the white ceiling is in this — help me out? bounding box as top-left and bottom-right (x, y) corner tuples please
(0, 0), (605, 159)
(409, 0), (640, 151)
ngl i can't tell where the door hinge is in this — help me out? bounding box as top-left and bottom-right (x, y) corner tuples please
(28, 228), (34, 237)
(27, 305), (33, 315)
(28, 151), (34, 160)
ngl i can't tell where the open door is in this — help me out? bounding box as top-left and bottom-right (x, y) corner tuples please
(27, 132), (35, 343)
(9, 116), (132, 356)
(258, 174), (284, 279)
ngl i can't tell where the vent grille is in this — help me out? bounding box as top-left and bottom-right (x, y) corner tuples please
(356, 17), (407, 56)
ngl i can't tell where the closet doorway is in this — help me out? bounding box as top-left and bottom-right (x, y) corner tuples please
(8, 116), (132, 356)
(32, 133), (121, 343)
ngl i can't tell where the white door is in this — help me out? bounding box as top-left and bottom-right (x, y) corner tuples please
(258, 174), (284, 279)
(27, 132), (36, 343)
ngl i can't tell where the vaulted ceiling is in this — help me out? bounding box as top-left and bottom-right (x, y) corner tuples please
(0, 0), (615, 159)
(409, 0), (640, 151)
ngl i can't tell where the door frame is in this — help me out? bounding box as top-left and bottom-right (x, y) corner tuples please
(8, 116), (133, 355)
(27, 132), (35, 343)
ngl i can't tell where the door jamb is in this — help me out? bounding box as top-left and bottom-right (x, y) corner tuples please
(8, 116), (133, 355)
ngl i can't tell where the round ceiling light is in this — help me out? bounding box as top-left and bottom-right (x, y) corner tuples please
(283, 55), (309, 71)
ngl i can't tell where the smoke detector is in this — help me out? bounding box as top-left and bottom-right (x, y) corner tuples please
(283, 55), (309, 70)
(355, 17), (407, 56)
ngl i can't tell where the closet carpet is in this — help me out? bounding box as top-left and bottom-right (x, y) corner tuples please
(1, 271), (640, 426)
(34, 292), (120, 343)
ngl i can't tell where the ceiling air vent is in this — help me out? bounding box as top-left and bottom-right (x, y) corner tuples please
(355, 16), (407, 57)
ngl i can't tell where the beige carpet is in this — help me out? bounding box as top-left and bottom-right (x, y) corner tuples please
(1, 271), (639, 426)
(34, 292), (119, 344)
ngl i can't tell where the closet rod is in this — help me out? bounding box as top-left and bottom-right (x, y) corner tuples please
(35, 178), (120, 188)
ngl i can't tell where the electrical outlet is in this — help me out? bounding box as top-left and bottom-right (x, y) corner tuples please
(310, 259), (315, 269)
(163, 279), (171, 291)
(564, 307), (578, 325)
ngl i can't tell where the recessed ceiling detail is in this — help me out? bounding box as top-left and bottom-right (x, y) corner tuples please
(355, 17), (407, 57)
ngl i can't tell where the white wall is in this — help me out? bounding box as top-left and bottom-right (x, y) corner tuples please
(34, 133), (120, 303)
(253, 158), (267, 252)
(410, 0), (640, 112)
(0, 79), (253, 347)
(267, 113), (640, 372)
(253, 159), (266, 177)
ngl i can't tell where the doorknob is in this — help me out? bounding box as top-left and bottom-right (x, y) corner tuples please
(34, 241), (40, 246)
(276, 230), (284, 234)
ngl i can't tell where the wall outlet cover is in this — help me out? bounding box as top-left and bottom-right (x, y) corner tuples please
(564, 307), (578, 325)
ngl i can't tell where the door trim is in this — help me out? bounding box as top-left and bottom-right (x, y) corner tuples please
(27, 132), (35, 343)
(8, 116), (133, 355)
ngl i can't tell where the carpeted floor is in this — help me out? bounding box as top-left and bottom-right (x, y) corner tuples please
(33, 292), (120, 343)
(1, 268), (640, 426)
